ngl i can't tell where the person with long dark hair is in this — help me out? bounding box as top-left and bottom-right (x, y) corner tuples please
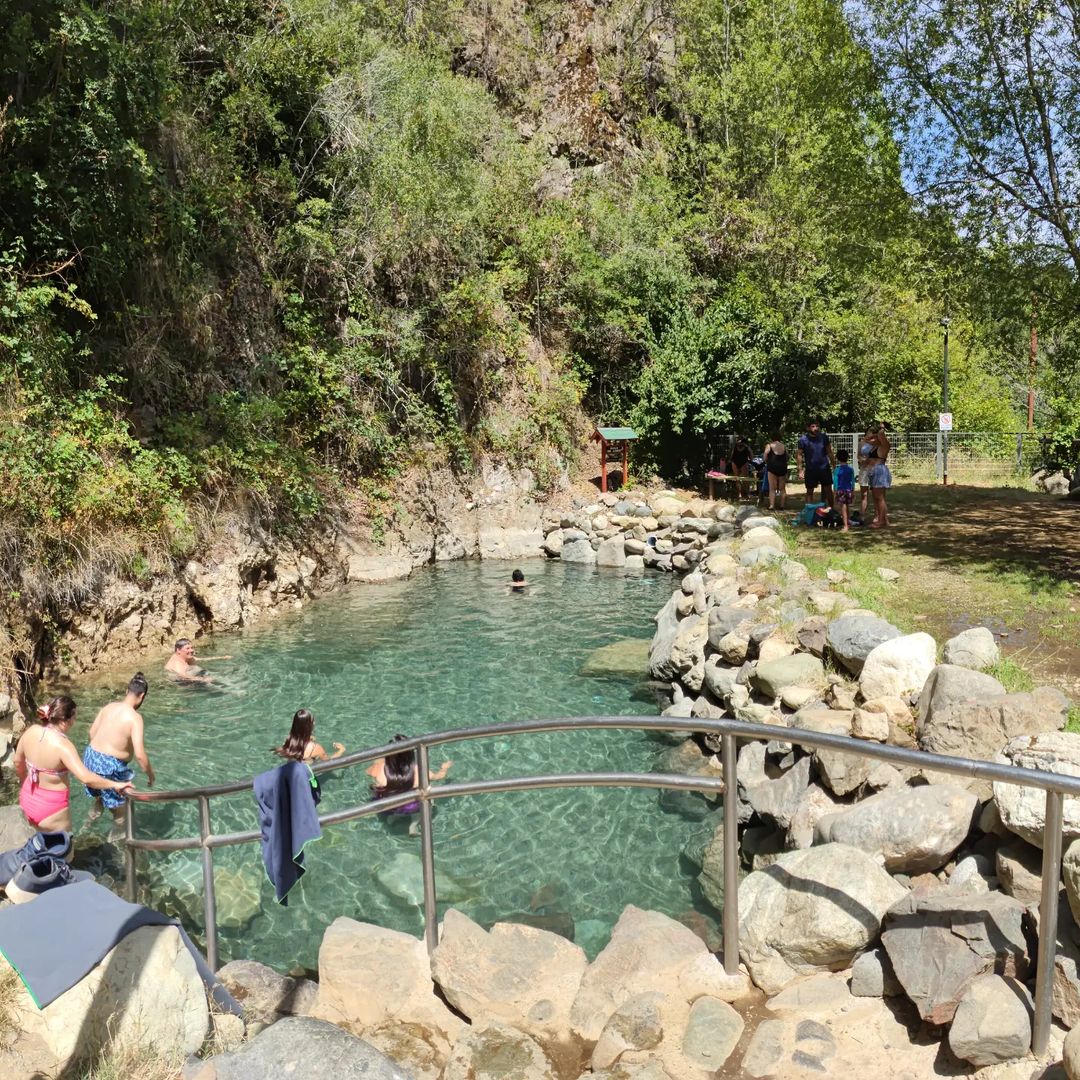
(366, 735), (451, 815)
(14, 696), (135, 831)
(272, 709), (345, 763)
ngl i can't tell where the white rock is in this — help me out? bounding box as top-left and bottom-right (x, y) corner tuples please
(313, 918), (463, 1042)
(741, 526), (785, 552)
(859, 632), (936, 701)
(943, 626), (1000, 669)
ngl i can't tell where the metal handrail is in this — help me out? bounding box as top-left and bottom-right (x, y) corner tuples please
(122, 714), (1078, 1055)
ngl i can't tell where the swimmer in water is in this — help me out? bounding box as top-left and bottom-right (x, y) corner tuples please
(366, 734), (451, 816)
(508, 568), (528, 593)
(271, 708), (345, 763)
(165, 638), (232, 683)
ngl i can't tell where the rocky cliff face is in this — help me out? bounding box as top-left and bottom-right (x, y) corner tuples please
(3, 461), (549, 701)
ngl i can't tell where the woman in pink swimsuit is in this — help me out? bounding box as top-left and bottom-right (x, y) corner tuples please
(13, 696), (135, 831)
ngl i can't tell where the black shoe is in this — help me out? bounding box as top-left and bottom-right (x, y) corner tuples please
(0, 831), (73, 887)
(5, 854), (92, 903)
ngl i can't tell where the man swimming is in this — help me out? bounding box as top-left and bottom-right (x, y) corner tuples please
(165, 637), (231, 682)
(84, 672), (154, 834)
(509, 569), (528, 593)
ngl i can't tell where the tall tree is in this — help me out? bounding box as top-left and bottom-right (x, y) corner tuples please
(856, 0), (1080, 276)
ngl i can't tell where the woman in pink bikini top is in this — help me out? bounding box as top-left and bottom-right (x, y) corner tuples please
(13, 696), (135, 832)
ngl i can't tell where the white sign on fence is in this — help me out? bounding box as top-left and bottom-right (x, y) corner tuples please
(938, 412), (953, 431)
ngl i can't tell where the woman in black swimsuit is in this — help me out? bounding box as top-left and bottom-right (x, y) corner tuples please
(764, 436), (788, 510)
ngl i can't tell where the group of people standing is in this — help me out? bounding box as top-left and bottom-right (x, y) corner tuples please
(723, 420), (893, 528)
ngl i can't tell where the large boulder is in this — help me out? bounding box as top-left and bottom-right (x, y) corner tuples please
(916, 664), (1006, 727)
(751, 654), (825, 699)
(570, 906), (745, 1043)
(946, 975), (1032, 1068)
(8, 924), (208, 1069)
(313, 918), (463, 1044)
(745, 756), (812, 832)
(826, 616), (901, 675)
(431, 909), (587, 1059)
(561, 538), (598, 564)
(942, 627), (1000, 670)
(814, 784), (978, 873)
(737, 843), (906, 994)
(216, 959), (312, 1023)
(707, 606), (751, 648)
(596, 537), (627, 567)
(1064, 838), (1080, 927)
(669, 615), (708, 674)
(880, 890), (1031, 1024)
(915, 669), (1067, 764)
(741, 526), (784, 552)
(859, 633), (936, 701)
(191, 1017), (410, 1080)
(995, 840), (1043, 904)
(992, 732), (1080, 848)
(648, 594), (681, 681)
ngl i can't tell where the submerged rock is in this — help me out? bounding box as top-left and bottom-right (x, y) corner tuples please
(580, 639), (651, 680)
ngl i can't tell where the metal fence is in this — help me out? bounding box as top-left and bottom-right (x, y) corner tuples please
(123, 714), (1080, 1056)
(828, 431), (1043, 484)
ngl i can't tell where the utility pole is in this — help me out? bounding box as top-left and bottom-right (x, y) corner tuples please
(940, 314), (950, 486)
(1028, 293), (1037, 431)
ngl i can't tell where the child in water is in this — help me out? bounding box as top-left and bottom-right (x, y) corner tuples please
(509, 568), (527, 593)
(833, 449), (856, 531)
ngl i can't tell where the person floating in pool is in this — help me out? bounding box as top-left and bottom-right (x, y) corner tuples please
(509, 568), (528, 593)
(272, 708), (345, 764)
(366, 735), (451, 816)
(84, 673), (154, 837)
(165, 638), (233, 683)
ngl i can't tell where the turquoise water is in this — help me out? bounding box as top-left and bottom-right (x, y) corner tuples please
(53, 560), (718, 970)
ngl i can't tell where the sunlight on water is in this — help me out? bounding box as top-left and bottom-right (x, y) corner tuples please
(60, 560), (721, 970)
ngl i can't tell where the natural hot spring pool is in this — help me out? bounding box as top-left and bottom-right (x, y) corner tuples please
(51, 559), (721, 971)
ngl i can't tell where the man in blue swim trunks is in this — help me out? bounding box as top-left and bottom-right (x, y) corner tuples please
(797, 420), (836, 506)
(84, 673), (154, 835)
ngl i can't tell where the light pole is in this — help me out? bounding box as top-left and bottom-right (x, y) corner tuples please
(940, 315), (950, 486)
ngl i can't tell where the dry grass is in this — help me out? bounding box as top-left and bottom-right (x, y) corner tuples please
(77, 1041), (187, 1080)
(0, 962), (22, 1052)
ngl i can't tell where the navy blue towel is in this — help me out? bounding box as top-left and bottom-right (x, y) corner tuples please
(253, 760), (322, 905)
(0, 880), (241, 1013)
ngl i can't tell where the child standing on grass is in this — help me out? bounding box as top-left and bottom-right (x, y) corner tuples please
(833, 449), (856, 531)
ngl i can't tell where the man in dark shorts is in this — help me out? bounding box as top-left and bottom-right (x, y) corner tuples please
(797, 420), (836, 505)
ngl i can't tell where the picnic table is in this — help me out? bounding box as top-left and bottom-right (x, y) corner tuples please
(706, 470), (755, 500)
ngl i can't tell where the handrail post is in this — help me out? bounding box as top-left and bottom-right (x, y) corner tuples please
(417, 744), (439, 955)
(721, 733), (739, 975)
(124, 799), (137, 902)
(1033, 789), (1064, 1055)
(198, 796), (220, 972)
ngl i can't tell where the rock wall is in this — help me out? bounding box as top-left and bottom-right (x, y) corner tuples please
(18, 462), (548, 685)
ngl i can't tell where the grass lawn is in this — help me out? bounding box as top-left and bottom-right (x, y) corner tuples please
(779, 483), (1080, 722)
